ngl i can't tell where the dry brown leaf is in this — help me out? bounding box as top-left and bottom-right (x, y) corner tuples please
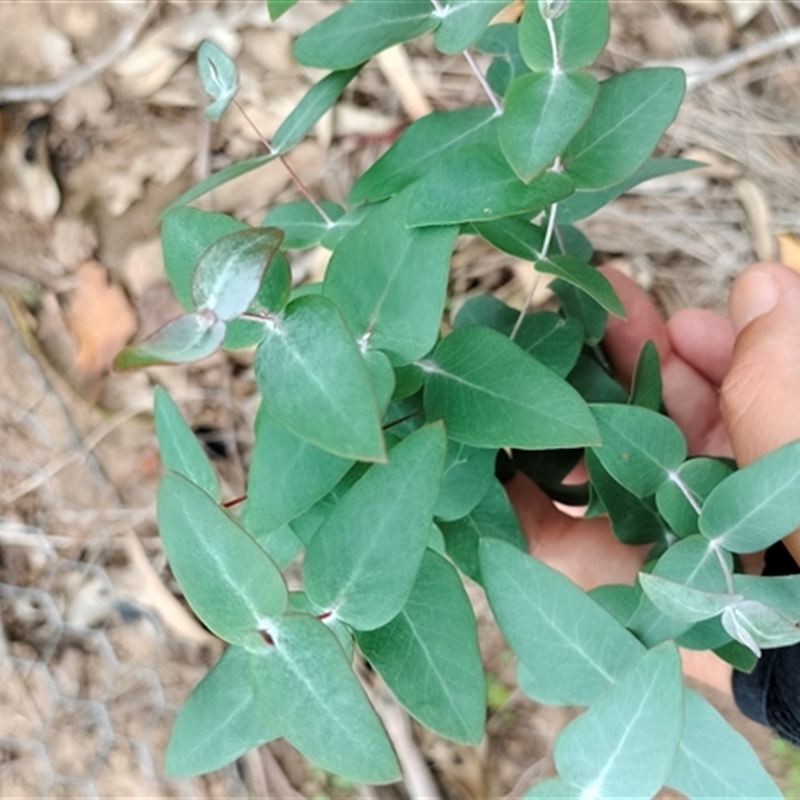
(778, 233), (800, 274)
(66, 260), (137, 377)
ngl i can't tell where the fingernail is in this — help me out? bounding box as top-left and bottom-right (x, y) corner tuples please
(731, 269), (779, 336)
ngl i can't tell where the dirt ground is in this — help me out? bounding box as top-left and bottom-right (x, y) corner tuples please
(2, 1), (800, 797)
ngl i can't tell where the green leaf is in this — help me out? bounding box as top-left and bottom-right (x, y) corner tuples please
(258, 614), (400, 784)
(252, 523), (303, 570)
(434, 0), (510, 54)
(722, 600), (800, 656)
(519, 0), (609, 72)
(191, 228), (283, 321)
(197, 40), (239, 122)
(161, 208), (248, 311)
(585, 449), (666, 545)
(408, 144), (575, 226)
(552, 278), (607, 345)
(267, 0), (299, 20)
(666, 689), (782, 799)
(558, 158), (703, 223)
(563, 69), (686, 190)
(655, 457), (733, 538)
(714, 638), (758, 672)
(516, 314), (584, 378)
(553, 643), (683, 799)
(436, 440), (496, 522)
(639, 573), (739, 625)
(273, 67), (362, 154)
(153, 387), (219, 501)
(167, 154), (278, 210)
(423, 327), (599, 449)
(472, 216), (545, 261)
(289, 592), (354, 660)
(304, 424), (447, 630)
(733, 573), (800, 622)
(364, 349), (396, 415)
(262, 201), (344, 250)
(480, 538), (645, 706)
(439, 478), (527, 582)
(244, 405), (352, 535)
(538, 255), (624, 316)
(700, 438), (800, 553)
(320, 204), (376, 249)
(293, 0), (438, 70)
(588, 584), (639, 628)
(165, 645), (280, 777)
(356, 550), (486, 744)
(556, 223), (594, 261)
(524, 778), (579, 798)
(590, 403), (687, 497)
(629, 340), (662, 410)
(223, 252), (293, 350)
(324, 188), (458, 363)
(156, 472), (287, 645)
(349, 108), (499, 205)
(512, 447), (583, 500)
(113, 312), (226, 372)
(255, 295), (385, 461)
(477, 23), (530, 97)
(567, 352), (628, 404)
(500, 72), (598, 182)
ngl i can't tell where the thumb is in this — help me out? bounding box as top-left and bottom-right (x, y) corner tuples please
(721, 263), (800, 467)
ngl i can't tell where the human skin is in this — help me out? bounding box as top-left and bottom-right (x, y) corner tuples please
(506, 262), (800, 693)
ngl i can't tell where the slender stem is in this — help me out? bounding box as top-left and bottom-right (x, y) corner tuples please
(232, 99), (333, 225)
(545, 16), (562, 74)
(430, 0), (503, 113)
(510, 202), (559, 340)
(222, 494), (247, 509)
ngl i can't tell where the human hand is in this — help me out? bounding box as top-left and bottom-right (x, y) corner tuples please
(506, 262), (800, 690)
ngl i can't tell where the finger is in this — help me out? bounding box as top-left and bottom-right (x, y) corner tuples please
(721, 263), (800, 565)
(600, 266), (671, 387)
(667, 308), (734, 388)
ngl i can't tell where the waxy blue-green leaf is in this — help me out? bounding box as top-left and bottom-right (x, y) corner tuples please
(191, 228), (283, 321)
(197, 40), (238, 122)
(255, 295), (385, 462)
(408, 143), (574, 227)
(365, 349), (396, 415)
(563, 69), (686, 190)
(629, 340), (662, 411)
(320, 204), (375, 249)
(656, 457), (733, 538)
(552, 279), (607, 345)
(292, 0), (438, 70)
(472, 216), (545, 261)
(558, 158), (703, 223)
(223, 251), (292, 350)
(267, 0), (299, 20)
(262, 201), (344, 250)
(585, 449), (665, 545)
(324, 188), (458, 363)
(666, 689), (782, 799)
(157, 472), (287, 644)
(639, 573), (739, 625)
(434, 0), (510, 54)
(423, 327), (599, 449)
(167, 153), (277, 210)
(568, 353), (628, 404)
(590, 403), (687, 497)
(245, 405), (352, 535)
(289, 592), (354, 661)
(161, 208), (248, 310)
(165, 645), (280, 777)
(439, 478), (527, 582)
(519, 0), (609, 72)
(304, 424), (447, 630)
(113, 312), (226, 372)
(259, 614), (399, 784)
(252, 523), (303, 570)
(349, 108), (499, 204)
(553, 643), (683, 799)
(273, 67), (361, 154)
(588, 584), (639, 628)
(480, 538), (645, 705)
(733, 574), (800, 622)
(524, 778), (580, 798)
(500, 72), (598, 182)
(154, 387), (219, 501)
(700, 438), (800, 553)
(356, 550), (485, 744)
(435, 440), (495, 522)
(538, 255), (624, 316)
(476, 23), (531, 97)
(722, 600), (800, 656)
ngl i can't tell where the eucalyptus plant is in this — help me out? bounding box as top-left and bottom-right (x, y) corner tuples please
(114, 1), (800, 796)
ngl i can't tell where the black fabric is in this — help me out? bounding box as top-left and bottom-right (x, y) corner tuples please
(733, 541), (800, 745)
